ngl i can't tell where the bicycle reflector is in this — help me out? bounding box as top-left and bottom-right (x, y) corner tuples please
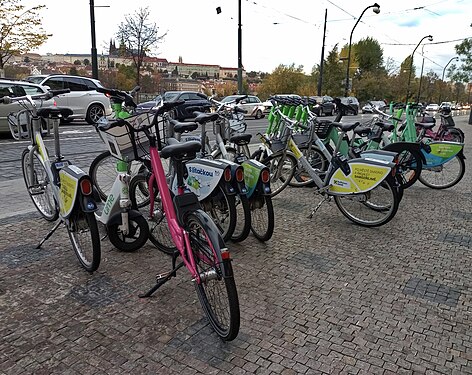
(224, 167), (232, 182)
(80, 179), (93, 196)
(235, 167), (244, 183)
(261, 169), (270, 183)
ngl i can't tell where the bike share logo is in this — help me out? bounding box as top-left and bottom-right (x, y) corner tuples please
(189, 166), (214, 177)
(333, 179), (350, 188)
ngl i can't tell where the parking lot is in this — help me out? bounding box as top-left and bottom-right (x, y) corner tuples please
(1, 116), (472, 374)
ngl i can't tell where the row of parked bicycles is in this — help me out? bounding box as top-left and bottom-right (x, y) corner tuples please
(2, 85), (465, 342)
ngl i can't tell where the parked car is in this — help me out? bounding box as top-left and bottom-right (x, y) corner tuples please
(425, 103), (439, 111)
(338, 96), (360, 115)
(361, 100), (387, 114)
(221, 95), (267, 119)
(439, 102), (452, 110)
(310, 95), (335, 116)
(136, 91), (212, 121)
(24, 74), (112, 124)
(0, 79), (54, 136)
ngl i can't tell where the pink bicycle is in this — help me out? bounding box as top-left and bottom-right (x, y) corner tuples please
(97, 103), (240, 341)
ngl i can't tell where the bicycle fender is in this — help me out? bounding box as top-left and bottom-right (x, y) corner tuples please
(382, 142), (426, 163)
(59, 165), (90, 217)
(106, 209), (142, 226)
(188, 209), (232, 278)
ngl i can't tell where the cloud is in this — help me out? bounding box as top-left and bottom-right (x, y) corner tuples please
(397, 19), (421, 27)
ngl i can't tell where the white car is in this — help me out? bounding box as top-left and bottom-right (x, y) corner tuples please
(25, 74), (112, 124)
(425, 103), (439, 111)
(0, 79), (55, 136)
(221, 95), (267, 119)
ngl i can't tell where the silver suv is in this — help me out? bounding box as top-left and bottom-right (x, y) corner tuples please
(25, 74), (112, 124)
(0, 79), (54, 135)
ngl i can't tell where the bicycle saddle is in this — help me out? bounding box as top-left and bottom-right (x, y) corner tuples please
(160, 140), (201, 159)
(375, 122), (395, 132)
(229, 133), (252, 145)
(169, 119), (198, 134)
(353, 126), (372, 136)
(37, 107), (73, 118)
(192, 111), (219, 124)
(415, 122), (435, 130)
(331, 121), (360, 132)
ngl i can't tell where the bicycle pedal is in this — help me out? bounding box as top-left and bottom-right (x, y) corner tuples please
(29, 186), (44, 195)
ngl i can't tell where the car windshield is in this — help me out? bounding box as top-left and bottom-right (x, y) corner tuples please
(26, 76), (45, 84)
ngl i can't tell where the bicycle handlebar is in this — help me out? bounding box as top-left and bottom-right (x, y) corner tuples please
(0, 89), (70, 105)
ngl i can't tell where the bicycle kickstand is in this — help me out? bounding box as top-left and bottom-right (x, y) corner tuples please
(36, 220), (62, 249)
(139, 250), (183, 298)
(308, 195), (330, 219)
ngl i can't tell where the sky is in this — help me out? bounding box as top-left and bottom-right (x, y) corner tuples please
(20, 0), (472, 78)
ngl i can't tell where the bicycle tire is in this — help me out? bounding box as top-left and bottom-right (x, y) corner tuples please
(441, 128), (464, 143)
(289, 145), (328, 187)
(21, 148), (58, 221)
(89, 151), (119, 201)
(107, 213), (149, 252)
(334, 175), (400, 227)
(212, 147), (237, 162)
(250, 195), (275, 242)
(129, 174), (176, 255)
(419, 155), (465, 189)
(250, 149), (267, 161)
(261, 152), (297, 197)
(231, 194), (251, 243)
(395, 149), (423, 189)
(186, 210), (240, 341)
(67, 210), (101, 272)
(201, 185), (237, 242)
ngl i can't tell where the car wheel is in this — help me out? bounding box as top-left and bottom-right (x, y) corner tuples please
(86, 104), (105, 124)
(255, 109), (263, 119)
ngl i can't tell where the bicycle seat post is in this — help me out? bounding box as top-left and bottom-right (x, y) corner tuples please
(51, 115), (62, 161)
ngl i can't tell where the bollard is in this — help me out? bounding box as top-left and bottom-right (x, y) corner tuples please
(469, 109), (472, 125)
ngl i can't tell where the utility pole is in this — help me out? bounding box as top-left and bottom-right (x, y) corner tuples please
(89, 0), (98, 79)
(237, 0), (243, 94)
(317, 9), (327, 96)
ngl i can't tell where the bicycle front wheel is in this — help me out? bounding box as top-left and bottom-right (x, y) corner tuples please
(261, 152), (297, 197)
(334, 176), (400, 227)
(289, 145), (328, 187)
(187, 210), (240, 341)
(419, 155), (465, 189)
(395, 149), (422, 189)
(129, 174), (176, 255)
(250, 195), (274, 241)
(21, 148), (58, 221)
(67, 210), (101, 272)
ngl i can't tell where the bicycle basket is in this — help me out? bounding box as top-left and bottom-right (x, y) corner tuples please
(313, 120), (333, 139)
(98, 111), (163, 161)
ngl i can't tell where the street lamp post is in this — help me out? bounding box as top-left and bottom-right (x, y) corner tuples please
(344, 3), (380, 97)
(438, 56), (459, 104)
(89, 1), (110, 79)
(237, 0), (243, 94)
(405, 35), (433, 104)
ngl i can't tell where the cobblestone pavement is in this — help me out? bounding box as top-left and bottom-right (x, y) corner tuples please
(1, 118), (472, 374)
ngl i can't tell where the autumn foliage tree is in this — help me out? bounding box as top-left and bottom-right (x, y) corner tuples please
(0, 0), (50, 77)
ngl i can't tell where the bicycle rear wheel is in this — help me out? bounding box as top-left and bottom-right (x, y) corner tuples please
(67, 210), (101, 272)
(250, 195), (274, 241)
(129, 174), (176, 255)
(261, 152), (297, 197)
(187, 210), (240, 341)
(231, 194), (251, 242)
(419, 155), (465, 189)
(21, 148), (58, 221)
(334, 176), (400, 227)
(201, 185), (237, 242)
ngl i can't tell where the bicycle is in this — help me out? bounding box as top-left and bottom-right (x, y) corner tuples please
(103, 102), (240, 340)
(416, 106), (464, 143)
(0, 89), (101, 272)
(267, 104), (402, 227)
(93, 115), (150, 252)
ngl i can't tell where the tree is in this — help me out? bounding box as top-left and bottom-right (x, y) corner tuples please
(452, 38), (472, 83)
(0, 0), (50, 77)
(354, 37), (384, 75)
(258, 64), (314, 99)
(116, 7), (166, 86)
(74, 59), (82, 65)
(83, 58), (90, 66)
(322, 45), (344, 97)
